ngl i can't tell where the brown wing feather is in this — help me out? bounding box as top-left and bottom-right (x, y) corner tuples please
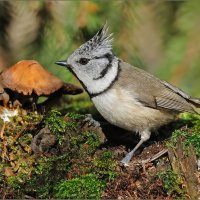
(155, 89), (197, 114)
(161, 80), (200, 108)
(117, 61), (199, 114)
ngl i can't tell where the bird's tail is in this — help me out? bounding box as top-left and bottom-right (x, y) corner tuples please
(189, 98), (200, 108)
(161, 80), (200, 113)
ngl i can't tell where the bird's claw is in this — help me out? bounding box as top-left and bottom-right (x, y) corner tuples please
(83, 114), (101, 128)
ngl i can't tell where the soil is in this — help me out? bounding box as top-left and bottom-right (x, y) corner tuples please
(99, 120), (198, 199)
(102, 143), (171, 199)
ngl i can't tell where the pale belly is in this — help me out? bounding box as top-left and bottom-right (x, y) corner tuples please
(92, 88), (176, 133)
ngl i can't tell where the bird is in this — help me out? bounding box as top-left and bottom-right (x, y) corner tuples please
(56, 24), (200, 166)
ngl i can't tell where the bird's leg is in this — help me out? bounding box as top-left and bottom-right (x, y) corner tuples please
(121, 139), (145, 166)
(121, 129), (151, 166)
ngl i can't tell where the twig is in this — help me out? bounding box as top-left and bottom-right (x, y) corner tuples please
(12, 125), (28, 144)
(0, 122), (6, 140)
(140, 148), (168, 164)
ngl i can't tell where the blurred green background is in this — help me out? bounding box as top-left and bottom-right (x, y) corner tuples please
(0, 0), (200, 108)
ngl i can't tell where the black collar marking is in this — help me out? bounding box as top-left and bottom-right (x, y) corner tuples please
(90, 59), (121, 98)
(93, 53), (114, 80)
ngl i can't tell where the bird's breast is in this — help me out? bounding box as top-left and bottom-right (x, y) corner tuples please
(92, 87), (175, 132)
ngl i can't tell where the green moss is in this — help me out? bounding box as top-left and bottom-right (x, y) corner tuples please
(166, 113), (200, 156)
(0, 109), (118, 199)
(158, 169), (185, 197)
(24, 154), (71, 198)
(184, 131), (200, 156)
(54, 174), (105, 199)
(7, 175), (23, 190)
(70, 131), (101, 156)
(92, 151), (117, 181)
(66, 112), (83, 120)
(167, 129), (200, 156)
(43, 110), (82, 144)
(22, 111), (43, 124)
(22, 122), (105, 198)
(180, 112), (200, 130)
(18, 133), (32, 146)
(44, 110), (83, 133)
(44, 110), (69, 134)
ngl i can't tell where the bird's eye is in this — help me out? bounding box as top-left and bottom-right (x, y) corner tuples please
(79, 58), (89, 65)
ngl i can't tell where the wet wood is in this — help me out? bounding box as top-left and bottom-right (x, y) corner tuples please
(168, 137), (200, 199)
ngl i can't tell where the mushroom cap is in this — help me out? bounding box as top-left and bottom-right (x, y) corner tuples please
(1, 60), (64, 95)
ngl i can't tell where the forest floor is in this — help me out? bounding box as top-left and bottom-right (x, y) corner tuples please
(101, 119), (200, 199)
(0, 107), (199, 199)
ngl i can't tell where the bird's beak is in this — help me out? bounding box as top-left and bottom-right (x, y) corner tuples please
(55, 60), (71, 68)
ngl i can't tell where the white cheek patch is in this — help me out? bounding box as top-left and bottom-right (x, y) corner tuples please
(92, 59), (110, 80)
(80, 59), (119, 94)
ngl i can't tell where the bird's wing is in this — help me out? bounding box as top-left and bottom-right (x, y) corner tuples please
(155, 86), (196, 113)
(118, 61), (198, 114)
(145, 80), (198, 114)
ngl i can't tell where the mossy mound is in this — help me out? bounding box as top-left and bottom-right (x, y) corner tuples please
(0, 109), (117, 199)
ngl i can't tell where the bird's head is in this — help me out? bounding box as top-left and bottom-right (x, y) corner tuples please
(56, 24), (119, 96)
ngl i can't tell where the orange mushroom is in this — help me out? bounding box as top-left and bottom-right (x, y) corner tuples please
(0, 60), (83, 107)
(1, 60), (65, 96)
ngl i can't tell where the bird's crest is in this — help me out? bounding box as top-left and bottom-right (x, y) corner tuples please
(77, 23), (113, 55)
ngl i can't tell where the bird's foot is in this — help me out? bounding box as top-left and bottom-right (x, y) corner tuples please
(83, 114), (101, 128)
(121, 139), (146, 166)
(121, 150), (135, 166)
